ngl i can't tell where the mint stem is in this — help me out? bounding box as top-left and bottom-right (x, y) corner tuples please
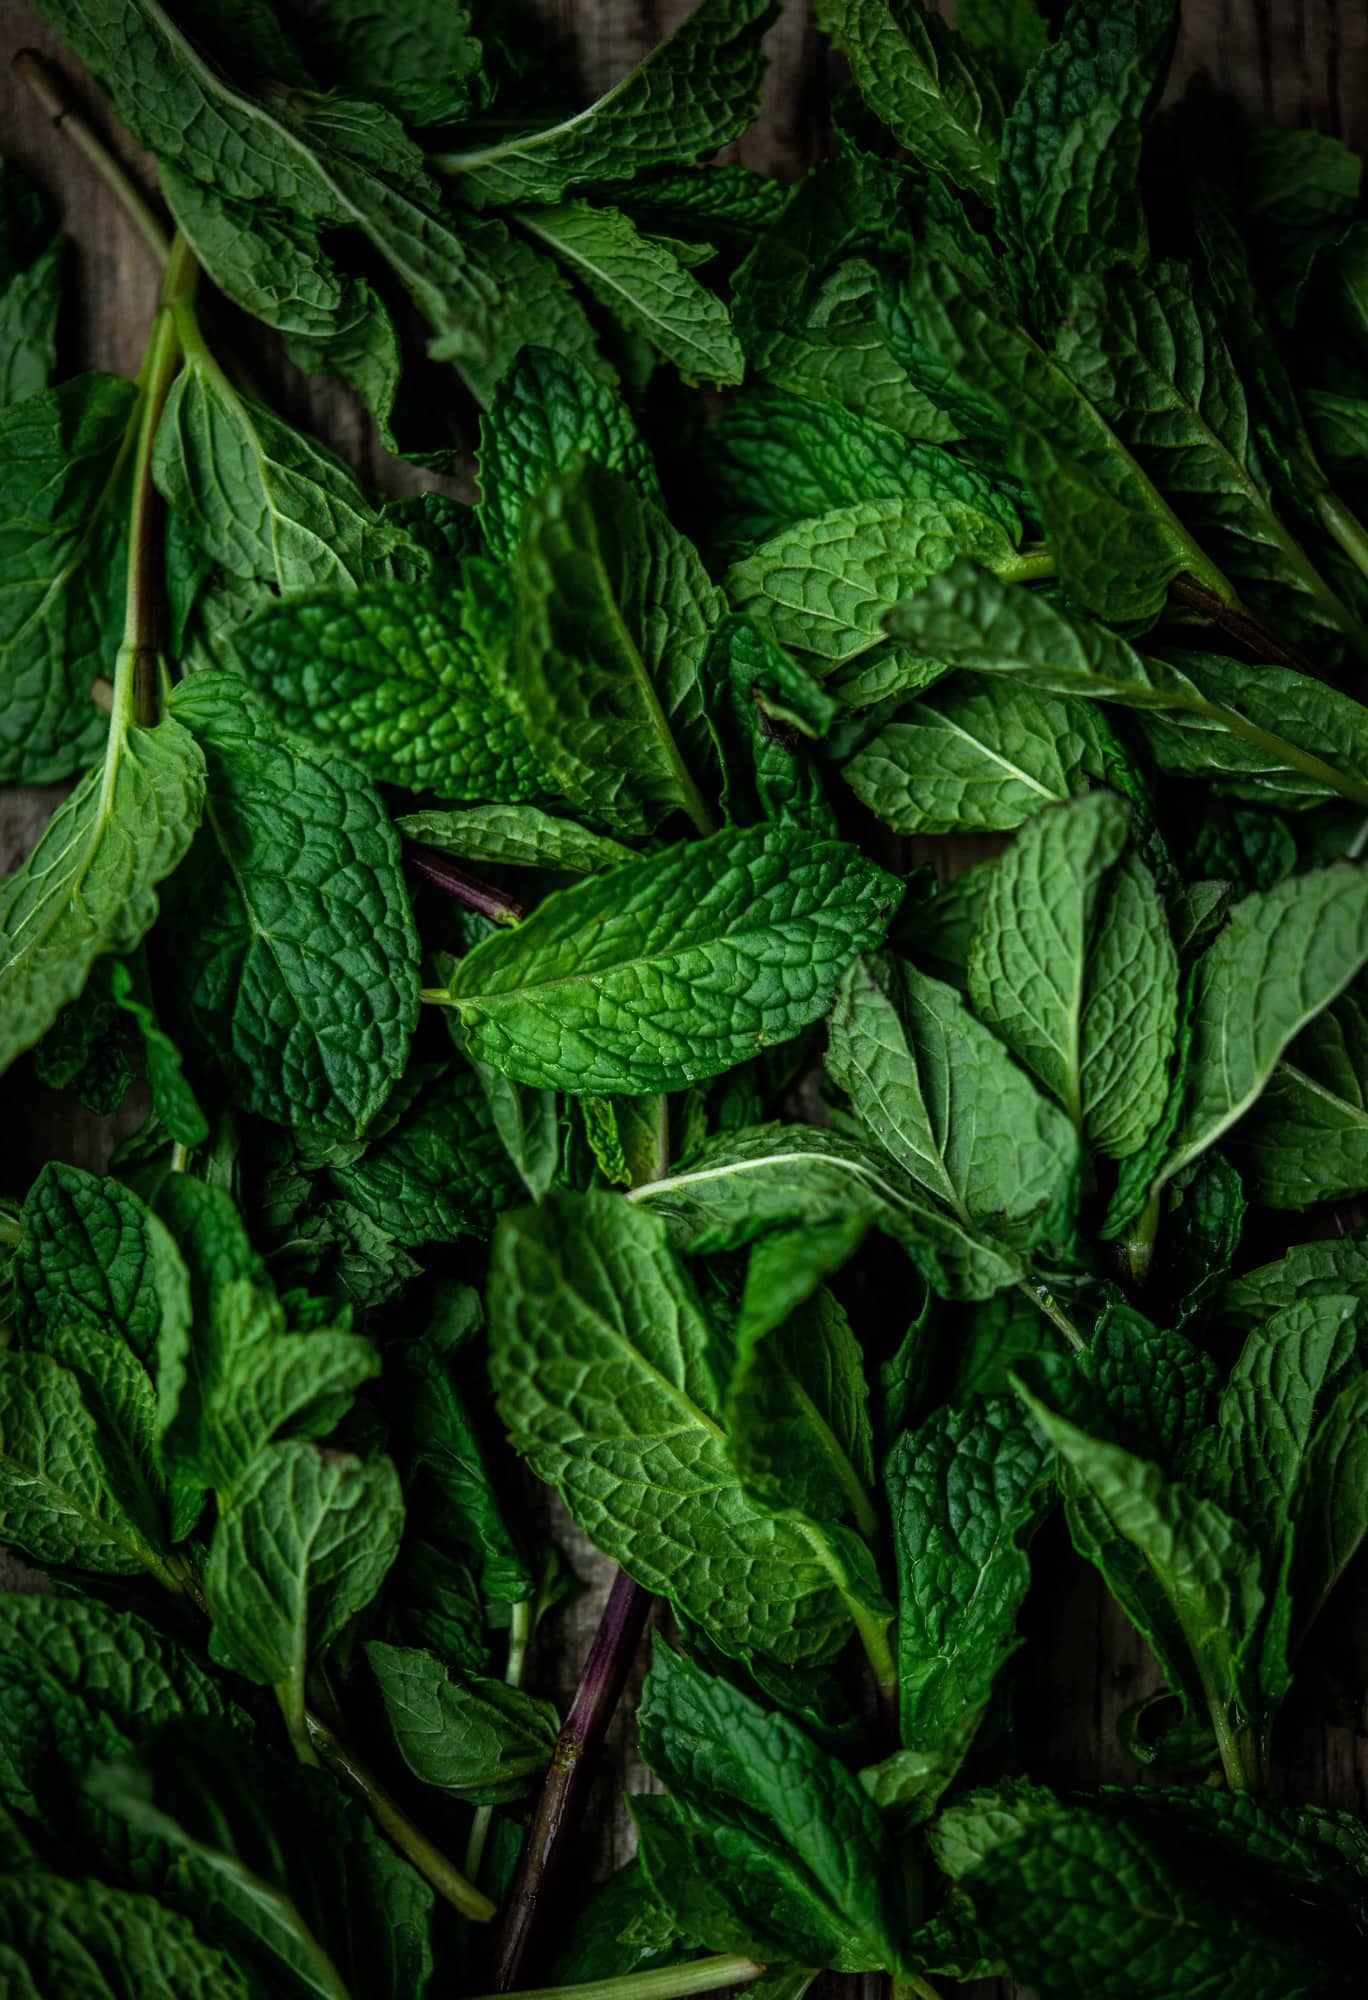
(407, 845), (526, 926)
(493, 1568), (654, 1988)
(13, 49), (171, 266)
(115, 234), (197, 728)
(1170, 576), (1321, 678)
(466, 1597), (535, 1884)
(474, 1955), (764, 2000)
(305, 1708), (498, 1923)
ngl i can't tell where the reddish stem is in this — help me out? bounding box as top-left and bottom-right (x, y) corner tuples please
(406, 846), (525, 926)
(494, 1571), (654, 1989)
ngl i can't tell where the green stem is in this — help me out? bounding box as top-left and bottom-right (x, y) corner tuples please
(894, 1981), (944, 2000)
(1205, 696), (1368, 810)
(116, 235), (197, 729)
(850, 1599), (899, 1722)
(1316, 487), (1368, 594)
(468, 1956), (765, 2000)
(1019, 1278), (1086, 1353)
(274, 1680), (321, 1770)
(13, 49), (172, 266)
(1121, 1189), (1161, 1289)
(1209, 1702), (1270, 1793)
(465, 1599), (536, 1884)
(305, 1710), (497, 1923)
(995, 544), (1055, 585)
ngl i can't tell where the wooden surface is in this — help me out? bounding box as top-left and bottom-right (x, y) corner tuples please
(2, 5), (1367, 1995)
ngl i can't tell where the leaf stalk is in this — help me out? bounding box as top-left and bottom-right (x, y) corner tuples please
(472, 1955), (765, 2000)
(493, 1568), (654, 1988)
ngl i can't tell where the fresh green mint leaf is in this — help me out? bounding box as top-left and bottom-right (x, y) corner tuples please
(476, 346), (662, 565)
(205, 1439), (404, 1720)
(0, 156), (63, 408)
(725, 495), (1023, 672)
(629, 1120), (1026, 1300)
(436, 0), (777, 206)
(881, 256), (1232, 619)
(997, 0), (1175, 327)
(734, 158), (959, 441)
(366, 1642), (559, 1803)
(1146, 865), (1368, 1197)
(827, 952), (1079, 1249)
(1056, 262), (1363, 656)
(0, 1873), (252, 1999)
(306, 0), (486, 126)
(845, 682), (1119, 836)
(238, 579), (543, 800)
(505, 456), (723, 835)
(446, 823), (899, 1094)
(489, 1188), (866, 1666)
(514, 203), (745, 387)
(704, 385), (1020, 558)
(154, 351), (412, 593)
(813, 1), (1003, 203)
(888, 1394), (1048, 1785)
(397, 804), (633, 875)
(637, 1639), (903, 1971)
(155, 1177), (378, 1503)
(0, 710), (205, 1080)
(166, 672), (419, 1136)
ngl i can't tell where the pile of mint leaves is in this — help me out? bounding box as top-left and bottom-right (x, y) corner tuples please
(1, 0), (1368, 1994)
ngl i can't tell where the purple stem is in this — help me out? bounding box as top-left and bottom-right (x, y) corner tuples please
(493, 1571), (654, 1990)
(405, 845), (525, 926)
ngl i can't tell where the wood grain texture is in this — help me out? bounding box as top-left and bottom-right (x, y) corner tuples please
(0, 5), (1365, 1996)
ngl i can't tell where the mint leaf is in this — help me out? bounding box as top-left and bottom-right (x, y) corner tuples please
(366, 1643), (559, 1802)
(704, 385), (1020, 556)
(239, 579), (543, 799)
(813, 0), (1003, 203)
(1015, 1374), (1265, 1737)
(166, 672), (419, 1135)
(205, 1440), (404, 1719)
(437, 0), (777, 206)
(506, 456), (723, 835)
(888, 1394), (1048, 1784)
(396, 804), (633, 874)
(0, 1874), (251, 1999)
(846, 683), (1119, 835)
(1150, 865), (1368, 1194)
(725, 495), (1022, 670)
(828, 952), (1079, 1248)
(884, 564), (1368, 810)
(476, 346), (662, 564)
(154, 352), (411, 592)
(445, 824), (899, 1094)
(997, 0), (1175, 325)
(1056, 263), (1363, 655)
(931, 1786), (1351, 1998)
(735, 157), (959, 440)
(15, 1161), (188, 1366)
(637, 1640), (903, 1970)
(155, 1177), (377, 1502)
(514, 203), (744, 387)
(0, 373), (136, 785)
(882, 256), (1232, 619)
(325, 1063), (521, 1245)
(0, 1350), (172, 1579)
(1238, 995), (1368, 1207)
(727, 1283), (878, 1536)
(969, 791), (1179, 1156)
(489, 1188), (865, 1666)
(0, 710), (204, 1080)
(629, 1121), (1026, 1300)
